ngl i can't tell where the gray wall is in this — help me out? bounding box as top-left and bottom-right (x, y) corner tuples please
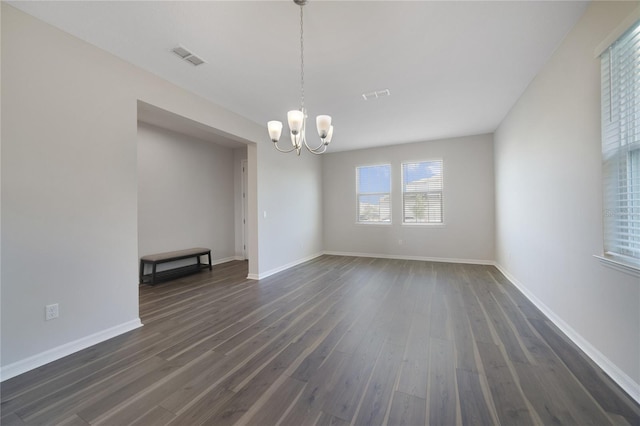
(323, 134), (495, 263)
(494, 0), (639, 397)
(255, 142), (324, 278)
(137, 122), (238, 267)
(0, 4), (323, 378)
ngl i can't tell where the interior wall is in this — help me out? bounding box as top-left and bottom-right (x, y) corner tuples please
(0, 3), (3, 348)
(2, 4), (138, 373)
(255, 142), (324, 278)
(0, 4), (267, 378)
(137, 122), (237, 268)
(323, 134), (495, 263)
(494, 0), (639, 398)
(1, 3), (328, 378)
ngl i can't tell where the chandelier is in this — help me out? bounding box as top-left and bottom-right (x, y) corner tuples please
(267, 0), (333, 155)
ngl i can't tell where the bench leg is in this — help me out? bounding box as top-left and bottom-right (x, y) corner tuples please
(208, 251), (212, 270)
(139, 260), (144, 284)
(152, 263), (157, 285)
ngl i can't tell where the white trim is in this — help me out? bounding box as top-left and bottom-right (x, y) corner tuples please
(401, 223), (446, 228)
(595, 5), (640, 57)
(212, 256), (239, 266)
(593, 254), (640, 278)
(494, 263), (640, 404)
(247, 251), (494, 278)
(234, 252), (640, 404)
(254, 252), (324, 280)
(0, 319), (143, 382)
(241, 158), (248, 260)
(324, 251), (495, 266)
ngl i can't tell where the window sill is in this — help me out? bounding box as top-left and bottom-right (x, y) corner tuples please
(355, 222), (392, 226)
(401, 222), (446, 228)
(593, 254), (640, 278)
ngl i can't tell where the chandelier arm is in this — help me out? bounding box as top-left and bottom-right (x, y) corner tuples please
(272, 141), (298, 153)
(303, 137), (327, 153)
(306, 144), (328, 155)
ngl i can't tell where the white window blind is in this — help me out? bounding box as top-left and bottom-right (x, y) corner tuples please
(356, 164), (391, 223)
(601, 20), (640, 263)
(402, 160), (443, 224)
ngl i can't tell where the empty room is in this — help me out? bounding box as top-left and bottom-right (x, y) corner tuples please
(1, 1), (639, 425)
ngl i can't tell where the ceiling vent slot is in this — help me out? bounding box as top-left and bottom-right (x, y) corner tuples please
(171, 45), (206, 66)
(362, 89), (391, 101)
(185, 55), (205, 66)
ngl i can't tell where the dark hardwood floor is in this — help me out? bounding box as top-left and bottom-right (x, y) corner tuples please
(2, 255), (639, 425)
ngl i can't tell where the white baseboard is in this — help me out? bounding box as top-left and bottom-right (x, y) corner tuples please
(323, 251), (495, 266)
(0, 318), (143, 382)
(494, 263), (640, 404)
(248, 252), (492, 280)
(213, 250), (640, 404)
(212, 256), (239, 265)
(254, 252), (325, 280)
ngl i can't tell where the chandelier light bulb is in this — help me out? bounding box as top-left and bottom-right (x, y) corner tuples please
(325, 125), (334, 144)
(287, 110), (304, 135)
(316, 115), (332, 138)
(267, 121), (283, 142)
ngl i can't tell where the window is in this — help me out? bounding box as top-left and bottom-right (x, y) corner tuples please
(402, 160), (443, 224)
(356, 164), (391, 223)
(601, 20), (640, 265)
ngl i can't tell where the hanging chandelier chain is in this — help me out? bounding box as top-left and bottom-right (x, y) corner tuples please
(266, 0), (332, 156)
(299, 4), (305, 110)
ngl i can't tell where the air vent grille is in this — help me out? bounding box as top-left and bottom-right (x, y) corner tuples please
(362, 89), (391, 101)
(171, 45), (206, 66)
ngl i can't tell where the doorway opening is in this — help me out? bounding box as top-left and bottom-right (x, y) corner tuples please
(136, 101), (254, 290)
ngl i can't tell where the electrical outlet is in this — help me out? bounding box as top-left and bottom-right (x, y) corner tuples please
(45, 304), (59, 321)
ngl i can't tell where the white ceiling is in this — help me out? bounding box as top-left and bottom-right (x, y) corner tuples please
(8, 0), (588, 152)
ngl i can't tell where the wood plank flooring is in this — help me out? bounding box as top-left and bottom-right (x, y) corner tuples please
(2, 255), (639, 425)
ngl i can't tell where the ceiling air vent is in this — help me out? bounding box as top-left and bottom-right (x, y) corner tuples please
(362, 89), (391, 101)
(171, 45), (206, 66)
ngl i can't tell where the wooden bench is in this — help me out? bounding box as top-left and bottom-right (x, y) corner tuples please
(139, 248), (211, 285)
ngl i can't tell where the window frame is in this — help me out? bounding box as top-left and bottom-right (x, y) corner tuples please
(355, 163), (392, 225)
(401, 159), (444, 226)
(598, 17), (640, 273)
